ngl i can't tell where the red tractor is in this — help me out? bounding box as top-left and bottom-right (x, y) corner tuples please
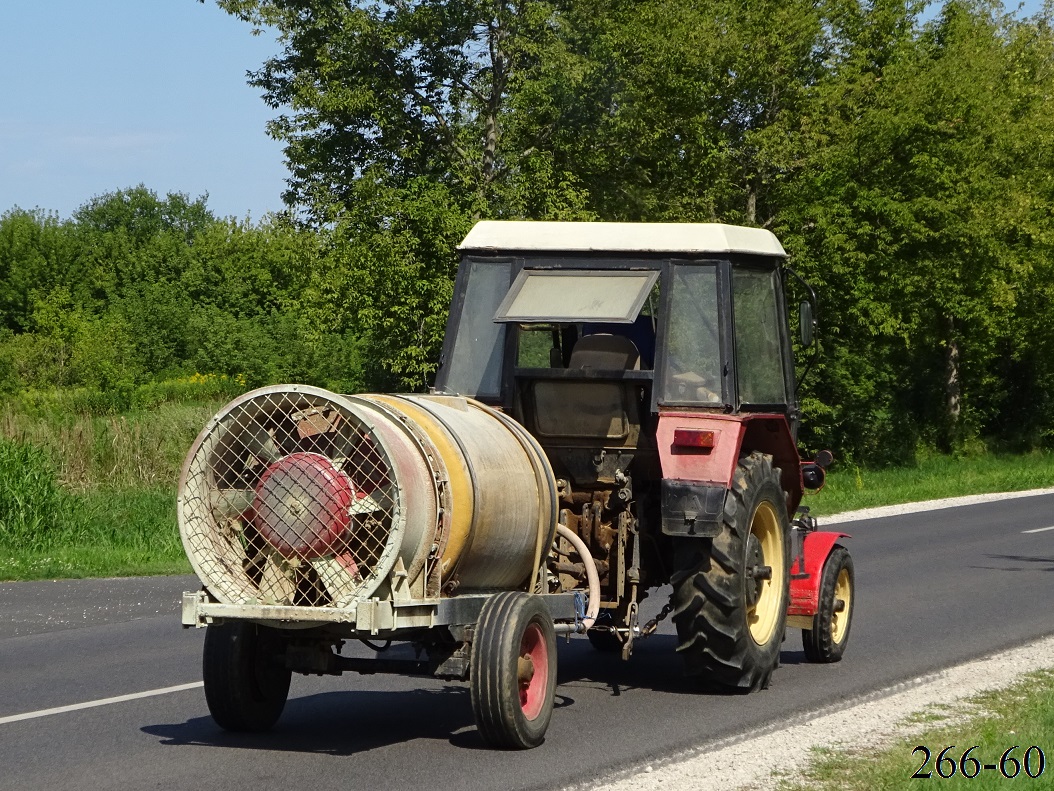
(179, 221), (853, 749)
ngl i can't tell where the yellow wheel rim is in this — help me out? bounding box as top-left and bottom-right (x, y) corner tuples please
(747, 501), (785, 646)
(831, 567), (851, 644)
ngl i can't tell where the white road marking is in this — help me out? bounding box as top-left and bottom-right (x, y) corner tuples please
(0, 681), (204, 726)
(1021, 525), (1054, 534)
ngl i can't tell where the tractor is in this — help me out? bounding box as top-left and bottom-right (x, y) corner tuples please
(178, 221), (853, 750)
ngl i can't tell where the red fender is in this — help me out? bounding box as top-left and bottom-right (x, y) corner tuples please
(787, 531), (850, 617)
(656, 411), (806, 516)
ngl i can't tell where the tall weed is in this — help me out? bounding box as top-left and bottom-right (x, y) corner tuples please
(0, 398), (222, 490)
(0, 438), (70, 551)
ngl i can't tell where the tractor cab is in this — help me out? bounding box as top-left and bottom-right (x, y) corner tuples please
(435, 221), (806, 495)
(437, 221), (800, 419)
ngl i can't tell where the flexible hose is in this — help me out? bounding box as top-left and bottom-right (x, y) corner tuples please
(555, 524), (600, 632)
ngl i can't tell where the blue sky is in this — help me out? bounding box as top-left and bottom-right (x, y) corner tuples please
(1, 1), (285, 221)
(1, 1), (1048, 223)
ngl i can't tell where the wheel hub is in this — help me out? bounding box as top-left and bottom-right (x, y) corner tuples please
(744, 533), (770, 607)
(518, 654), (536, 686)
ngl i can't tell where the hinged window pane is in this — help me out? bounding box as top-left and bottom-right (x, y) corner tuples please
(494, 270), (659, 323)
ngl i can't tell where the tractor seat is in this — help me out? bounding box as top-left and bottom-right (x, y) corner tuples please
(530, 334), (642, 441)
(568, 334), (641, 370)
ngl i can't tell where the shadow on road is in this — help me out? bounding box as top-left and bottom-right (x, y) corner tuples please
(971, 554), (1054, 573)
(143, 686), (482, 755)
(143, 633), (781, 754)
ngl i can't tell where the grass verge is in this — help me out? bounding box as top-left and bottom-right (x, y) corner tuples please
(805, 451), (1054, 516)
(779, 669), (1054, 790)
(0, 485), (192, 581)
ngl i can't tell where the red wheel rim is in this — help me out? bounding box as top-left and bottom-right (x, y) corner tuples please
(518, 622), (549, 720)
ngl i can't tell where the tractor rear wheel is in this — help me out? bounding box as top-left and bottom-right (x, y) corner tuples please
(202, 622), (291, 732)
(670, 451), (791, 691)
(470, 592), (557, 749)
(802, 546), (854, 662)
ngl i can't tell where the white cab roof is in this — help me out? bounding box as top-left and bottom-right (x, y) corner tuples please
(458, 221), (786, 257)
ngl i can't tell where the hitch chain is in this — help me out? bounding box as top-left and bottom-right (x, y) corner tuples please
(640, 602), (673, 638)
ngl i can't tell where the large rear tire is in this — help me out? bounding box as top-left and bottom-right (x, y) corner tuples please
(470, 592), (557, 749)
(202, 622), (291, 732)
(802, 546), (854, 662)
(670, 451), (791, 690)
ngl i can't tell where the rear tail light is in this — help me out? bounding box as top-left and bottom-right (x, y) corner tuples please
(672, 428), (717, 449)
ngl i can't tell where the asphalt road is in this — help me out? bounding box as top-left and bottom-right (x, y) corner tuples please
(2, 493), (1053, 791)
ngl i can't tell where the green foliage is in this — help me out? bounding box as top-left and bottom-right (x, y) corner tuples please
(0, 438), (69, 551)
(206, 0), (1054, 458)
(776, 0), (1054, 461)
(0, 186), (365, 396)
(1, 3), (1052, 465)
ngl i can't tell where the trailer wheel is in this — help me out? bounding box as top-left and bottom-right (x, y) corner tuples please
(670, 451), (791, 690)
(802, 546), (854, 663)
(203, 622), (291, 732)
(470, 592), (557, 749)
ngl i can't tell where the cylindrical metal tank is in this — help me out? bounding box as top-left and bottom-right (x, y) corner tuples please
(178, 385), (557, 610)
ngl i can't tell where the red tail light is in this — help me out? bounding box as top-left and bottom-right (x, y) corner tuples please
(673, 428), (717, 449)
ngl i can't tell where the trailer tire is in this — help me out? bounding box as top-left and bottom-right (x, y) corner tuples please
(802, 546), (854, 663)
(470, 592), (557, 749)
(203, 622), (291, 732)
(670, 452), (791, 691)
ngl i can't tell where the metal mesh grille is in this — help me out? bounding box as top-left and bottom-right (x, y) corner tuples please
(179, 389), (401, 607)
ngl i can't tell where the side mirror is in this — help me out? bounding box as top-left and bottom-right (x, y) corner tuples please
(799, 301), (815, 348)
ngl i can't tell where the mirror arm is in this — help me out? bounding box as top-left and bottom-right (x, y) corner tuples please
(785, 266), (819, 319)
(784, 265), (821, 396)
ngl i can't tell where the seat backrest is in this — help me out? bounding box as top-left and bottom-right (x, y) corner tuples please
(530, 334), (642, 441)
(568, 334), (640, 370)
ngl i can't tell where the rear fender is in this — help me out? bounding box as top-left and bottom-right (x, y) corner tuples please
(656, 411), (804, 518)
(787, 531), (850, 617)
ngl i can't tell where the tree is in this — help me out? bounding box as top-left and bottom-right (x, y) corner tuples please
(777, 0), (1054, 458)
(214, 0), (1054, 459)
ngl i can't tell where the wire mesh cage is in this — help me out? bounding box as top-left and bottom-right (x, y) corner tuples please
(179, 387), (406, 608)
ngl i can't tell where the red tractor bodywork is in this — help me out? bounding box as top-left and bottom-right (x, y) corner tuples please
(657, 410), (843, 619)
(657, 411), (804, 511)
(788, 530), (850, 617)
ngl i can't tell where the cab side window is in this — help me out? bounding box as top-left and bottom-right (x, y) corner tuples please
(733, 268), (787, 405)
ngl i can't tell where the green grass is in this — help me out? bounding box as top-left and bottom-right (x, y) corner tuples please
(0, 474), (192, 581)
(0, 397), (225, 491)
(805, 451), (1054, 516)
(780, 669), (1054, 790)
(0, 396), (211, 581)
